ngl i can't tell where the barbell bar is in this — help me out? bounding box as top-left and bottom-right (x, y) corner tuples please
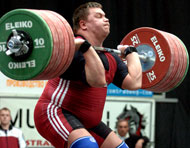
(93, 46), (155, 63)
(0, 9), (189, 93)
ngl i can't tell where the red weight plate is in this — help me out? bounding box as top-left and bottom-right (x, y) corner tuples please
(58, 15), (75, 71)
(38, 10), (63, 79)
(42, 10), (70, 79)
(173, 36), (189, 88)
(31, 10), (60, 80)
(45, 10), (71, 76)
(149, 31), (176, 92)
(164, 34), (187, 91)
(157, 32), (184, 92)
(120, 27), (172, 89)
(147, 31), (179, 92)
(48, 11), (75, 75)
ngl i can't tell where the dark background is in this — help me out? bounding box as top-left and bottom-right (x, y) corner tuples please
(0, 0), (189, 148)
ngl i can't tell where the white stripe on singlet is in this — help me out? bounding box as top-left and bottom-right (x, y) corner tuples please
(47, 79), (70, 141)
(58, 80), (70, 107)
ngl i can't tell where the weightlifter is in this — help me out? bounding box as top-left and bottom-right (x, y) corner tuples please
(34, 2), (142, 148)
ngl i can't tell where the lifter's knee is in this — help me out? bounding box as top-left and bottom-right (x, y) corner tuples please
(70, 136), (99, 148)
(116, 141), (129, 148)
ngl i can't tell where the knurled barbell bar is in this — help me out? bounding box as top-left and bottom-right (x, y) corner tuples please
(93, 46), (155, 63)
(0, 9), (189, 93)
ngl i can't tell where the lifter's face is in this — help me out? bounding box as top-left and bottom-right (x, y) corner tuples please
(84, 7), (110, 38)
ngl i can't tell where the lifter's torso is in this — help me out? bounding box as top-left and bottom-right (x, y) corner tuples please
(39, 78), (107, 128)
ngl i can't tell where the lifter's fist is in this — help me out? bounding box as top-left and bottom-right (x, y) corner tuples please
(117, 45), (130, 58)
(117, 45), (137, 58)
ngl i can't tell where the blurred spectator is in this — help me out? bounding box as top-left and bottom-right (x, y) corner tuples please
(116, 119), (149, 148)
(0, 107), (26, 148)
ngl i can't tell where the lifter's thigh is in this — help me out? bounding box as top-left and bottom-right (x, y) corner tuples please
(100, 131), (123, 148)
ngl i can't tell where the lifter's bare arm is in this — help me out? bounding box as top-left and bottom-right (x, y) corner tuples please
(118, 45), (142, 90)
(75, 38), (106, 87)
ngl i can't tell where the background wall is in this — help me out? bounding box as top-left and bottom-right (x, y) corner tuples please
(0, 0), (189, 148)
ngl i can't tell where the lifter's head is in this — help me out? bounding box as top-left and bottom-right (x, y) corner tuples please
(72, 2), (103, 33)
(72, 2), (110, 44)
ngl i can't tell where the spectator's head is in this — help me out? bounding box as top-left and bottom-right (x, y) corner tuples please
(116, 119), (129, 137)
(0, 107), (11, 126)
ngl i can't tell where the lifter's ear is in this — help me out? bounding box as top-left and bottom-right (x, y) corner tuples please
(79, 20), (87, 30)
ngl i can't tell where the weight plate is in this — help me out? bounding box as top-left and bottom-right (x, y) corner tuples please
(177, 37), (189, 84)
(120, 27), (172, 89)
(56, 13), (75, 72)
(158, 33), (184, 92)
(45, 10), (71, 76)
(31, 10), (61, 80)
(167, 34), (189, 91)
(148, 31), (179, 92)
(0, 9), (53, 80)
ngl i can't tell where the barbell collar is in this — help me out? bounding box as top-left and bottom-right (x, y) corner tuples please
(6, 29), (30, 57)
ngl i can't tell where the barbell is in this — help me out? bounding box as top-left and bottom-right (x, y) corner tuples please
(0, 9), (189, 93)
